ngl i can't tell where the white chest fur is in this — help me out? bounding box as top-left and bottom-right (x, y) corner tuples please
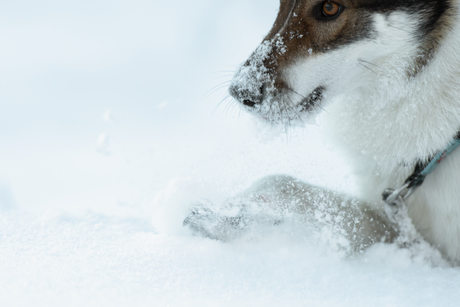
(324, 10), (460, 262)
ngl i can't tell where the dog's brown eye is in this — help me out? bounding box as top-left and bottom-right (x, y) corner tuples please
(322, 1), (340, 17)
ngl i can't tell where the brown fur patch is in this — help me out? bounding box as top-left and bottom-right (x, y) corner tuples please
(257, 1), (372, 72)
(245, 0), (453, 82)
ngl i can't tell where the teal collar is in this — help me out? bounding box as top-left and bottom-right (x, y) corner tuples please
(383, 133), (460, 210)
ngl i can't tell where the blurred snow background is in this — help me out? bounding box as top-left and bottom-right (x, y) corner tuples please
(0, 0), (459, 306)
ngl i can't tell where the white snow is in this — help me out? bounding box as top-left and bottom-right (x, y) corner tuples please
(0, 0), (459, 306)
(1, 212), (459, 306)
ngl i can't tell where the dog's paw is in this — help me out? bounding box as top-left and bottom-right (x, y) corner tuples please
(183, 203), (251, 241)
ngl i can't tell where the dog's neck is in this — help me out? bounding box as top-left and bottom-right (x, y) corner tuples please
(326, 4), (460, 184)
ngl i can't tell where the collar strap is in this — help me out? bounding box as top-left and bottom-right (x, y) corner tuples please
(383, 132), (460, 206)
(406, 134), (460, 189)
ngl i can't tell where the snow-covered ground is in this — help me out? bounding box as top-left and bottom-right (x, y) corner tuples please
(1, 1), (459, 306)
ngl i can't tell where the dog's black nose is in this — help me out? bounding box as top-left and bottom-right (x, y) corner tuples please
(228, 84), (263, 108)
(243, 99), (256, 107)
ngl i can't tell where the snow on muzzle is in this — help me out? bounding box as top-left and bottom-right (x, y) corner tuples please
(229, 37), (325, 125)
(228, 40), (274, 108)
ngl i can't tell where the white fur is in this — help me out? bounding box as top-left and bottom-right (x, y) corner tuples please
(289, 9), (460, 261)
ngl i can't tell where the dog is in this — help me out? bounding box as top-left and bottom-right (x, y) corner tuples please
(184, 0), (460, 264)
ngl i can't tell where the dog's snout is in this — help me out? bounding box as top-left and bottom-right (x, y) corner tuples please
(228, 84), (264, 108)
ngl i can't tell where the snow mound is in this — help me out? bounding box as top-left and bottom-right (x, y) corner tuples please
(0, 212), (459, 306)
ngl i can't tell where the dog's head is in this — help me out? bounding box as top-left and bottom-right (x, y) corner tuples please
(229, 0), (451, 124)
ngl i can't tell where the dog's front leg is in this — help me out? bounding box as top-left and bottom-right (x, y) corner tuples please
(184, 175), (398, 250)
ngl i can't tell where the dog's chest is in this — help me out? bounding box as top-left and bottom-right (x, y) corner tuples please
(326, 93), (460, 262)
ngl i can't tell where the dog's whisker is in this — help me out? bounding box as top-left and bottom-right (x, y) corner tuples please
(358, 59), (389, 74)
(222, 99), (236, 115)
(358, 62), (378, 75)
(213, 75), (236, 80)
(213, 95), (232, 115)
(204, 82), (232, 99)
(287, 96), (304, 121)
(387, 24), (413, 35)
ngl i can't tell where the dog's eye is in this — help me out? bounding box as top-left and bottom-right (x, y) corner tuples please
(322, 1), (341, 17)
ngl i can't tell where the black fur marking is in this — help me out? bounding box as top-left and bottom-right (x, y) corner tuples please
(315, 0), (450, 54)
(299, 86), (325, 112)
(356, 0), (451, 38)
